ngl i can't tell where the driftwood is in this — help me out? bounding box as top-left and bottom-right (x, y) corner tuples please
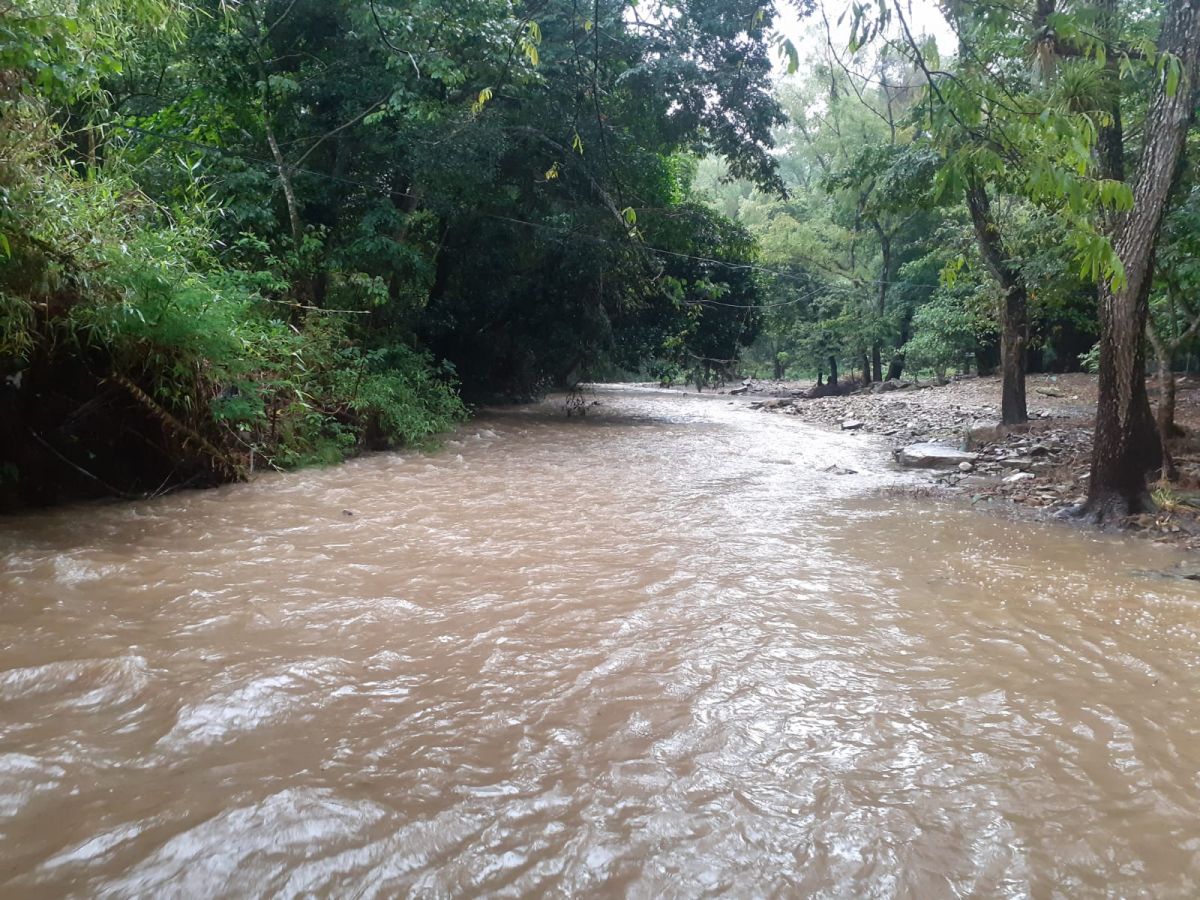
(108, 373), (243, 480)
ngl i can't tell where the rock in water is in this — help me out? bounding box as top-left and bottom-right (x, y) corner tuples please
(1135, 565), (1200, 583)
(894, 443), (979, 468)
(822, 464), (858, 476)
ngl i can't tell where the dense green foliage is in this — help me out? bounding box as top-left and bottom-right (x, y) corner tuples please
(3, 0), (1198, 515)
(0, 0), (787, 504)
(706, 2), (1199, 403)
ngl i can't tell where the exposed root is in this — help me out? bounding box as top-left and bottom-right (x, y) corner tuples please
(1056, 491), (1156, 528)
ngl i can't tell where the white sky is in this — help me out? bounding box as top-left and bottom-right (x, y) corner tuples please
(770, 0), (956, 76)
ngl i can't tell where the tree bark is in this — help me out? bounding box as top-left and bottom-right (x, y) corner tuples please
(887, 310), (911, 380)
(871, 224), (891, 383)
(860, 352), (871, 385)
(965, 179), (1028, 425)
(1076, 0), (1200, 522)
(828, 355), (839, 386)
(265, 124), (304, 251)
(1150, 330), (1177, 437)
(1148, 300), (1200, 438)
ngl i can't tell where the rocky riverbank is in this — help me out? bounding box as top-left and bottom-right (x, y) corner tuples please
(725, 373), (1200, 550)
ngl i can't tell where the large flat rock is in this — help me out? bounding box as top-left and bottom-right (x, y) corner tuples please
(895, 442), (978, 468)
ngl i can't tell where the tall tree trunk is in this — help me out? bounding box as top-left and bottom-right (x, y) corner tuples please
(265, 120), (318, 309)
(887, 310), (911, 380)
(871, 225), (891, 383)
(860, 352), (871, 385)
(1076, 0), (1200, 522)
(1150, 329), (1177, 437)
(265, 125), (304, 251)
(965, 179), (1028, 425)
(829, 355), (839, 386)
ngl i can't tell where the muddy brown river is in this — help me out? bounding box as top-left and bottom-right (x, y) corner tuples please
(1, 387), (1198, 897)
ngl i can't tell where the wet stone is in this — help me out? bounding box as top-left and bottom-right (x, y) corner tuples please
(895, 443), (979, 469)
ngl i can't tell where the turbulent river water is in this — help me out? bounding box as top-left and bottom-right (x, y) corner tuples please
(1, 386), (1199, 897)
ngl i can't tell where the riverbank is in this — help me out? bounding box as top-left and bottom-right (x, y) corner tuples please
(700, 373), (1200, 551)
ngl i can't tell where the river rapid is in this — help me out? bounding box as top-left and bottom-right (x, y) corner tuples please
(1, 386), (1198, 897)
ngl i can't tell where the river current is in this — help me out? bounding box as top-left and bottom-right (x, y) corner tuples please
(1, 386), (1198, 897)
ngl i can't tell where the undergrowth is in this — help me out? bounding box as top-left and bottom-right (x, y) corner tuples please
(0, 102), (465, 498)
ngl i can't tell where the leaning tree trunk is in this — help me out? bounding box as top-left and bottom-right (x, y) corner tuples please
(1077, 0), (1200, 522)
(965, 180), (1028, 426)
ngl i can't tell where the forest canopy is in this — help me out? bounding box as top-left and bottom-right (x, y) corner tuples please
(2, 0), (1199, 519)
(0, 0), (788, 504)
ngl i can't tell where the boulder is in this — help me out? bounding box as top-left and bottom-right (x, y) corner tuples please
(841, 419), (864, 431)
(894, 443), (979, 468)
(1003, 472), (1036, 483)
(964, 422), (1007, 449)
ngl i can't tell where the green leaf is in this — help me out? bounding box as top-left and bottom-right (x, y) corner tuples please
(780, 38), (799, 74)
(471, 86), (493, 114)
(1165, 55), (1181, 96)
